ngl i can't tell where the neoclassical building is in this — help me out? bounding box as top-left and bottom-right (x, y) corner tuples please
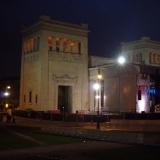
(89, 37), (160, 114)
(20, 16), (89, 113)
(20, 16), (160, 114)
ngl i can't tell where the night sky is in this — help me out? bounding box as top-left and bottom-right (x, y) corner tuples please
(1, 0), (160, 78)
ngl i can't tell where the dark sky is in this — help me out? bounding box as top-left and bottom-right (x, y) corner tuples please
(1, 0), (160, 78)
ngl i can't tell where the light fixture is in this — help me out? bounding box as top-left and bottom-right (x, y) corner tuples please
(118, 56), (125, 64)
(97, 74), (102, 79)
(4, 92), (9, 96)
(7, 86), (10, 89)
(95, 95), (100, 99)
(94, 83), (100, 90)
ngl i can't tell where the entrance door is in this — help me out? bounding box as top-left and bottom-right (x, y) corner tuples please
(58, 86), (72, 113)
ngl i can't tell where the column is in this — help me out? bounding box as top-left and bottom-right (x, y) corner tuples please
(74, 41), (78, 54)
(52, 37), (56, 50)
(67, 40), (71, 52)
(59, 38), (63, 52)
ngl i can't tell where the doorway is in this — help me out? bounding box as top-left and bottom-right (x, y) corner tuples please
(58, 86), (72, 113)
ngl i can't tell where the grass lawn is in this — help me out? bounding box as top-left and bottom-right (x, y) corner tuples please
(0, 125), (90, 147)
(0, 127), (39, 150)
(1, 126), (160, 159)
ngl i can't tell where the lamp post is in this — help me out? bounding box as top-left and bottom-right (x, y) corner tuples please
(4, 86), (10, 109)
(117, 56), (125, 116)
(93, 56), (125, 129)
(96, 68), (102, 129)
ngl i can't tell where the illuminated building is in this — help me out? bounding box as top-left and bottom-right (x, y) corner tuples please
(89, 37), (160, 114)
(20, 16), (160, 114)
(20, 16), (89, 113)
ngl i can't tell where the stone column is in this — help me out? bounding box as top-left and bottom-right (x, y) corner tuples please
(37, 37), (39, 51)
(155, 54), (158, 64)
(33, 39), (36, 51)
(67, 40), (71, 52)
(59, 38), (63, 52)
(74, 41), (78, 54)
(27, 40), (30, 53)
(52, 37), (56, 50)
(30, 39), (33, 52)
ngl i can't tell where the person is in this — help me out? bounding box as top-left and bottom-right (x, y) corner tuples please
(6, 115), (11, 123)
(12, 116), (16, 123)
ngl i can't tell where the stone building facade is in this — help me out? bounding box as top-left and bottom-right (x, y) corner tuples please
(20, 16), (160, 114)
(120, 37), (160, 113)
(88, 37), (160, 114)
(20, 16), (89, 113)
(121, 37), (160, 66)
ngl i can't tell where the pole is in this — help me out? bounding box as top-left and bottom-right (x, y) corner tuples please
(97, 78), (100, 129)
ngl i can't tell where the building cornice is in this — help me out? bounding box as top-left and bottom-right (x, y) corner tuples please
(21, 16), (89, 37)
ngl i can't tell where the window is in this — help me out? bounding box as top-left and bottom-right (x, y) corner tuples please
(24, 37), (39, 53)
(130, 54), (134, 61)
(139, 53), (142, 62)
(136, 54), (138, 61)
(71, 40), (75, 53)
(78, 42), (81, 54)
(153, 54), (156, 64)
(35, 95), (38, 103)
(56, 38), (60, 51)
(63, 39), (67, 52)
(30, 39), (33, 52)
(29, 91), (32, 103)
(48, 37), (52, 51)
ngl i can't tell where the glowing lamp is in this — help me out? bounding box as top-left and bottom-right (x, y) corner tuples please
(97, 74), (102, 79)
(94, 83), (100, 90)
(118, 56), (125, 64)
(95, 95), (100, 99)
(4, 92), (9, 96)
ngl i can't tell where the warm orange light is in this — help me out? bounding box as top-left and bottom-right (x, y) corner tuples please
(7, 86), (10, 89)
(97, 74), (102, 79)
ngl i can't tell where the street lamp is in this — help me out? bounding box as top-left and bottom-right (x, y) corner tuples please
(4, 86), (10, 108)
(118, 56), (125, 64)
(96, 68), (102, 129)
